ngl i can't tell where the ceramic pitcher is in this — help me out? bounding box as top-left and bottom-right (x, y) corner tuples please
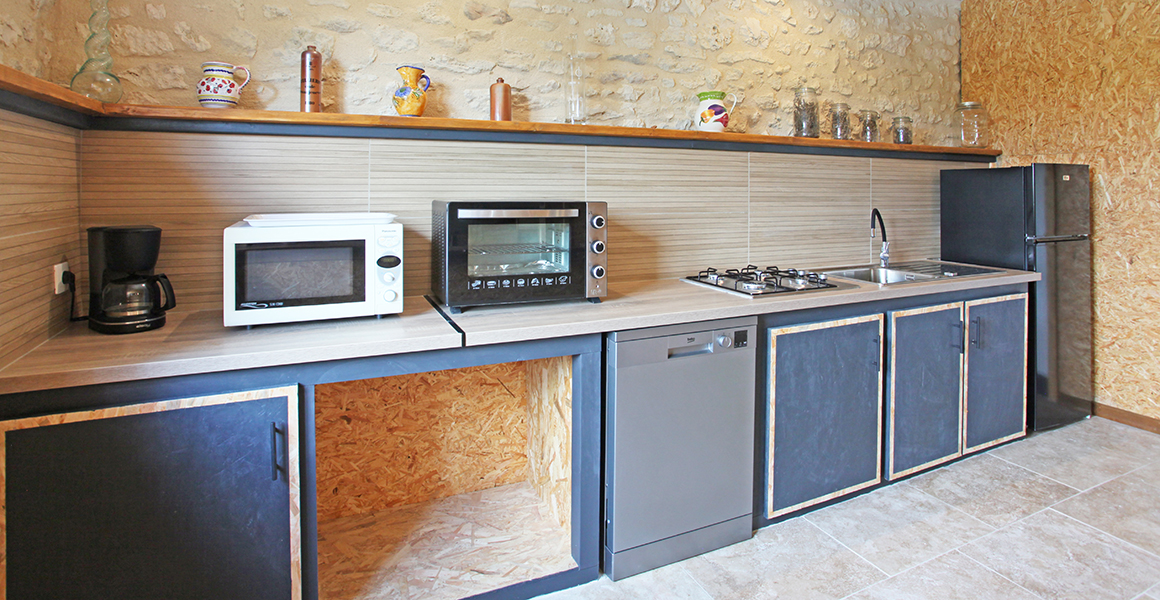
(695, 90), (738, 132)
(392, 65), (431, 117)
(196, 62), (250, 108)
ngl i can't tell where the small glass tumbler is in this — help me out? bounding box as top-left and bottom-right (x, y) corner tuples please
(858, 109), (880, 142)
(891, 116), (913, 144)
(793, 86), (819, 137)
(830, 102), (851, 140)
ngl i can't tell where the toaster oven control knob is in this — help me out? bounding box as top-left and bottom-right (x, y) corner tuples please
(377, 255), (401, 269)
(382, 272), (396, 284)
(591, 265), (606, 279)
(383, 290), (398, 302)
(591, 214), (606, 229)
(591, 240), (606, 254)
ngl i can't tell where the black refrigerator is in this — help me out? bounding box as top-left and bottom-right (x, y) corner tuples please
(941, 164), (1093, 431)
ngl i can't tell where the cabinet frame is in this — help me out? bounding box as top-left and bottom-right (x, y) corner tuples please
(886, 302), (965, 480)
(0, 385), (302, 600)
(963, 293), (1029, 454)
(766, 314), (884, 519)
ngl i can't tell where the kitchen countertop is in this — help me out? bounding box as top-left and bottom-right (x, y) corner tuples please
(0, 267), (1039, 395)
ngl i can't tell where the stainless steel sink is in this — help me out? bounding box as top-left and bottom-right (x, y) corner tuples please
(825, 267), (935, 285)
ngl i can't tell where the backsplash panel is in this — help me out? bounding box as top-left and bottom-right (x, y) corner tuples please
(0, 108), (81, 368)
(870, 159), (986, 265)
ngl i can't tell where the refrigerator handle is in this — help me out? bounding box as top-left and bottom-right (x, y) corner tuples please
(1026, 234), (1090, 244)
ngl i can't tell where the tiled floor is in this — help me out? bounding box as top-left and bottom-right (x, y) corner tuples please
(538, 417), (1160, 600)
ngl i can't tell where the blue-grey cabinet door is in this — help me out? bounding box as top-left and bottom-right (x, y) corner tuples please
(1, 386), (301, 600)
(887, 303), (964, 480)
(767, 314), (883, 519)
(964, 294), (1029, 453)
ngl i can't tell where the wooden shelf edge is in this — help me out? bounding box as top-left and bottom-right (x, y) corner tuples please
(0, 64), (105, 115)
(2, 67), (1000, 158)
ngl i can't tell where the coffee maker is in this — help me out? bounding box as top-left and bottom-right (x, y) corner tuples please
(87, 225), (176, 334)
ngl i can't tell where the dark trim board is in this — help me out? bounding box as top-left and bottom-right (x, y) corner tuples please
(0, 88), (92, 129)
(1094, 402), (1160, 435)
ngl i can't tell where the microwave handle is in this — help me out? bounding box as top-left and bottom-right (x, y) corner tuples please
(457, 209), (580, 219)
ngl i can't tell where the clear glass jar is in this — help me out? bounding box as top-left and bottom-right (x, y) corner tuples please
(793, 87), (819, 137)
(891, 116), (913, 144)
(830, 102), (850, 140)
(858, 109), (879, 142)
(955, 101), (989, 147)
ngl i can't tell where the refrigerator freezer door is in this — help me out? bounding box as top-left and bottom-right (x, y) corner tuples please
(941, 168), (1028, 269)
(1031, 164), (1091, 239)
(1031, 237), (1094, 430)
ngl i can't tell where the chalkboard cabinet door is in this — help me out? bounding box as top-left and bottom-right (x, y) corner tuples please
(767, 314), (884, 519)
(964, 294), (1029, 453)
(0, 386), (301, 600)
(886, 303), (965, 480)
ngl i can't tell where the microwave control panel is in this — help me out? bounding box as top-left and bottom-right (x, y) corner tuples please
(374, 222), (404, 314)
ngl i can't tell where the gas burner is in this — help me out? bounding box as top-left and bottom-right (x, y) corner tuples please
(685, 264), (845, 297)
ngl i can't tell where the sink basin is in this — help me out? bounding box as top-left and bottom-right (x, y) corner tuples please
(824, 267), (935, 285)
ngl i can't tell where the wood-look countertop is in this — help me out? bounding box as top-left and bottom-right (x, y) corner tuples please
(0, 268), (1038, 395)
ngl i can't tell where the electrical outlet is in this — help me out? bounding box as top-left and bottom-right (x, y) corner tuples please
(53, 262), (69, 295)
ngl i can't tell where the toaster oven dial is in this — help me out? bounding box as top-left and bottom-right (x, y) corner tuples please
(592, 265), (606, 279)
(591, 214), (606, 229)
(382, 272), (396, 284)
(383, 290), (398, 302)
(591, 240), (606, 254)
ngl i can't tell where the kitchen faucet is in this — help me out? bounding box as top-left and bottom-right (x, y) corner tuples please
(871, 208), (889, 268)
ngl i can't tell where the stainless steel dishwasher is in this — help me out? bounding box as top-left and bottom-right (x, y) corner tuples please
(604, 316), (756, 580)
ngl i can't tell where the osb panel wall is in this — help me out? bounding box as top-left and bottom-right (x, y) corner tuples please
(314, 362), (531, 523)
(0, 108), (82, 370)
(79, 129), (965, 311)
(962, 0), (1160, 420)
(526, 356), (572, 530)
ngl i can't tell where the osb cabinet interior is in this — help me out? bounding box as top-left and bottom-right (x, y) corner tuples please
(314, 357), (574, 600)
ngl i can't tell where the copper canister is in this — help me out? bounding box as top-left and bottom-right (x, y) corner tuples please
(300, 45), (322, 112)
(490, 78), (511, 121)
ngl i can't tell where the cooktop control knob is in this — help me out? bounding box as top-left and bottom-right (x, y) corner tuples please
(591, 214), (606, 229)
(717, 335), (733, 348)
(591, 240), (606, 254)
(592, 265), (606, 279)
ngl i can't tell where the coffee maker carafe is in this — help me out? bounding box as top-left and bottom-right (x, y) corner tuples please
(88, 226), (176, 334)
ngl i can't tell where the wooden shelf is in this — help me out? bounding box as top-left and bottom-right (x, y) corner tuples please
(1, 64), (1001, 159)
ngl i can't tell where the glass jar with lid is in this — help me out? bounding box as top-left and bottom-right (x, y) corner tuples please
(858, 109), (880, 142)
(890, 116), (913, 144)
(830, 102), (851, 140)
(955, 101), (989, 147)
(793, 86), (819, 137)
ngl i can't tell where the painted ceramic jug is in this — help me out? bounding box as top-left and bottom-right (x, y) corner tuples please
(196, 62), (250, 108)
(695, 90), (738, 132)
(392, 65), (431, 117)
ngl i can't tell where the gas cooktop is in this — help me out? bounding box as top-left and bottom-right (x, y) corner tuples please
(685, 265), (854, 298)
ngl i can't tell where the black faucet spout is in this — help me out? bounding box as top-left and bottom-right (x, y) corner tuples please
(871, 208), (887, 242)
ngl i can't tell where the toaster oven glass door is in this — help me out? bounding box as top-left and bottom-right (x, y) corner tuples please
(447, 207), (587, 302)
(235, 240), (365, 308)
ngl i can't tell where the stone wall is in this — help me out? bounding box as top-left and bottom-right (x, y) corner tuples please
(6, 0), (962, 143)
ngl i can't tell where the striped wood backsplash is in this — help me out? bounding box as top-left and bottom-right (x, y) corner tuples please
(73, 131), (982, 312)
(0, 108), (82, 368)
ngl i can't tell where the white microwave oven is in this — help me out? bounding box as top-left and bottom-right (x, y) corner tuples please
(223, 213), (403, 327)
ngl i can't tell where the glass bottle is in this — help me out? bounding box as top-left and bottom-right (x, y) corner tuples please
(70, 0), (123, 102)
(792, 86), (819, 137)
(830, 102), (850, 140)
(955, 101), (990, 147)
(890, 116), (913, 144)
(565, 35), (587, 125)
(858, 109), (880, 142)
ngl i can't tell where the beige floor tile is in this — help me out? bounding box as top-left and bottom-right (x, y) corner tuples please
(962, 509), (1160, 600)
(1054, 471), (1160, 556)
(681, 518), (885, 600)
(844, 550), (1041, 600)
(803, 482), (993, 576)
(989, 418), (1160, 491)
(908, 453), (1079, 527)
(1145, 582), (1160, 600)
(535, 565), (713, 600)
(1133, 459), (1160, 485)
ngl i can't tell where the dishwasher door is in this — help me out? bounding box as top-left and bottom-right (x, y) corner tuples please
(605, 316), (756, 580)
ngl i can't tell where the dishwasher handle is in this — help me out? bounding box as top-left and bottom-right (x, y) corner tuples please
(668, 343), (714, 359)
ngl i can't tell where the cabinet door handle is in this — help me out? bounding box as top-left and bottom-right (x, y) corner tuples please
(969, 317), (982, 349)
(271, 422), (283, 481)
(952, 320), (965, 352)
